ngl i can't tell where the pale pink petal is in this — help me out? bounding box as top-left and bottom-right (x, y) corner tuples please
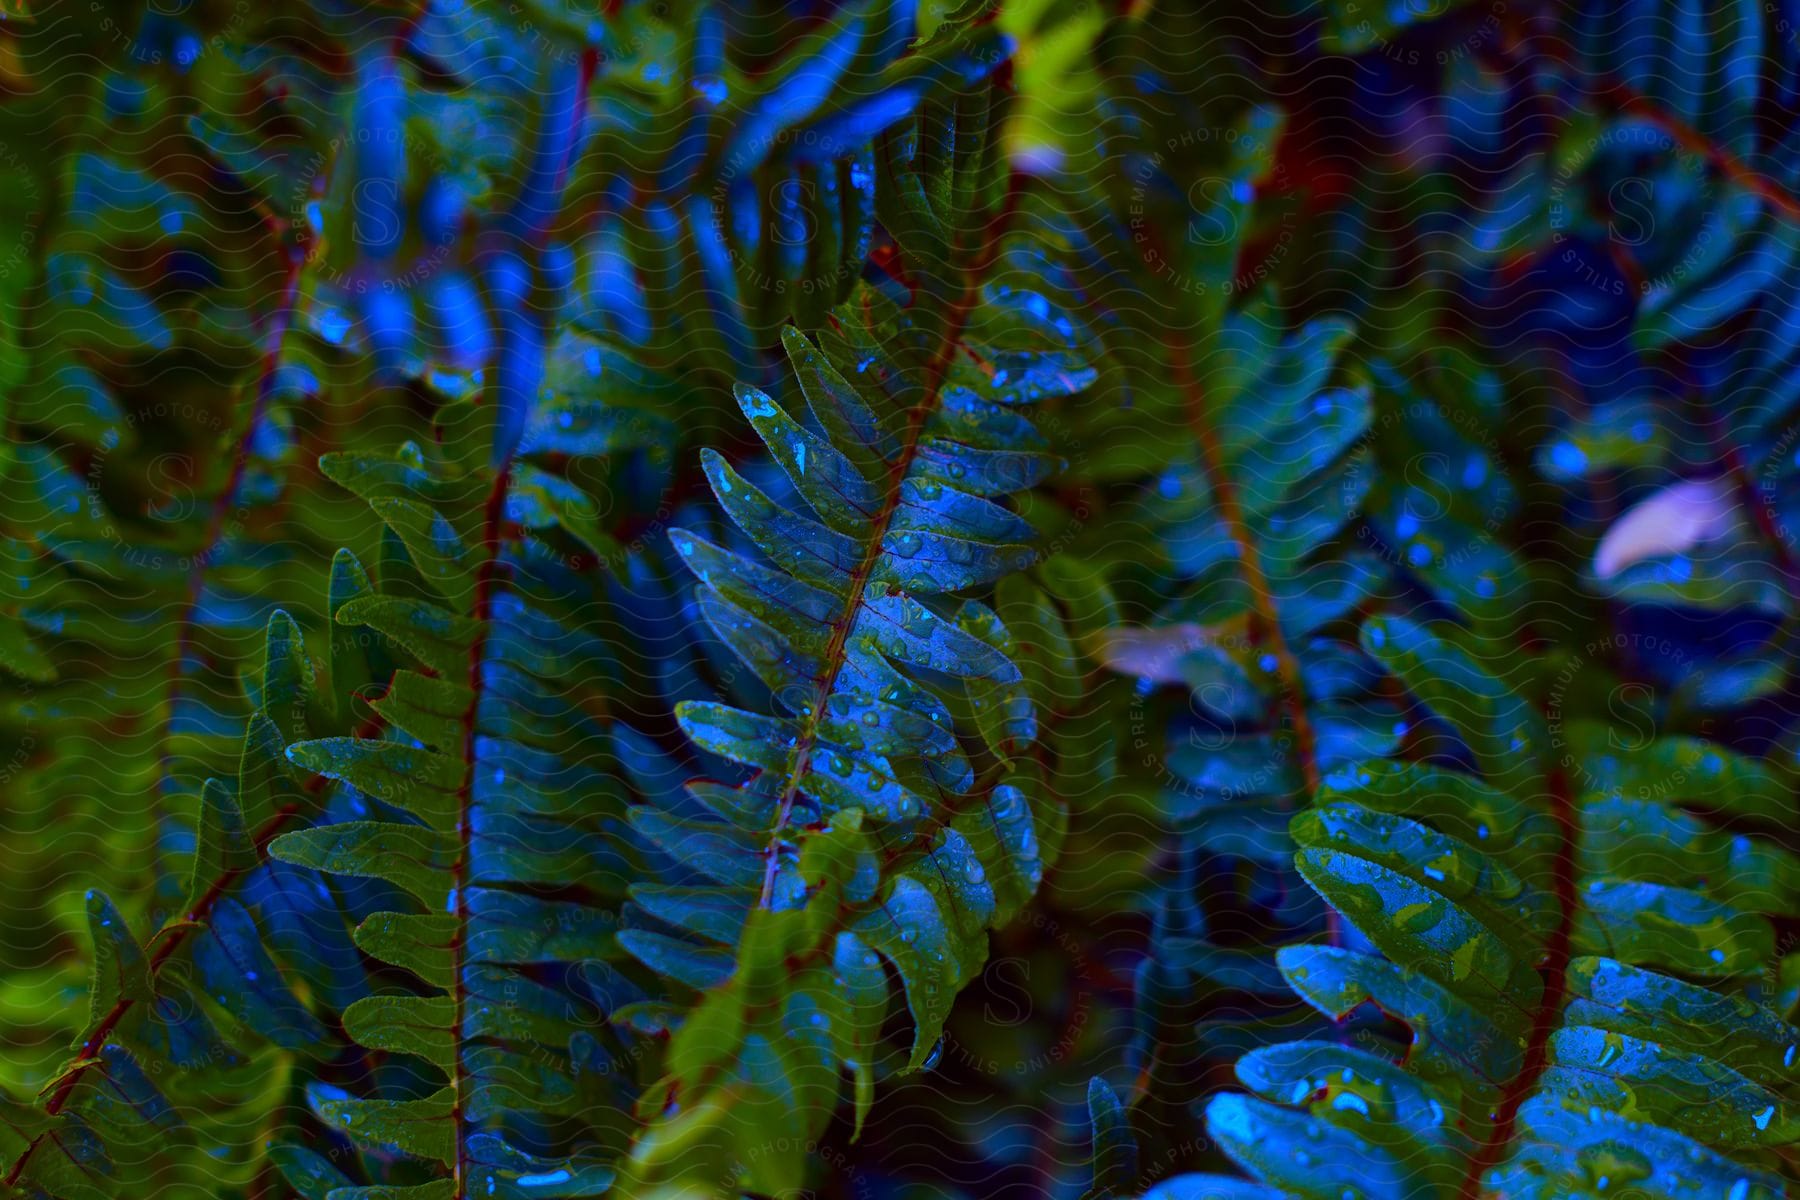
(1593, 476), (1739, 580)
(1096, 622), (1238, 684)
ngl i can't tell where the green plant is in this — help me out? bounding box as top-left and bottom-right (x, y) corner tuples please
(5, 1), (1800, 1198)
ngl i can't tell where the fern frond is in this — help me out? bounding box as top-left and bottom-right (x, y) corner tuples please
(1171, 614), (1800, 1198)
(0, 0), (399, 1128)
(613, 263), (1090, 1192)
(185, 0), (1016, 394)
(1084, 313), (1471, 1116)
(2, 595), (380, 1197)
(259, 389), (664, 1198)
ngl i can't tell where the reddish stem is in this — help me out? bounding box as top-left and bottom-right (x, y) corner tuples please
(4, 251), (310, 1188)
(447, 465), (513, 1198)
(1171, 346), (1322, 800)
(1172, 344), (1325, 954)
(1454, 768), (1577, 1199)
(755, 174), (1027, 909)
(1589, 82), (1800, 224)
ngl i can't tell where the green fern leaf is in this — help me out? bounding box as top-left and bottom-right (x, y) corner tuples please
(614, 276), (1085, 1192)
(1190, 617), (1800, 1200)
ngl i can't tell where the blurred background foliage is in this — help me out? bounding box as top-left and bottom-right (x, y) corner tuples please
(0, 0), (1798, 1197)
